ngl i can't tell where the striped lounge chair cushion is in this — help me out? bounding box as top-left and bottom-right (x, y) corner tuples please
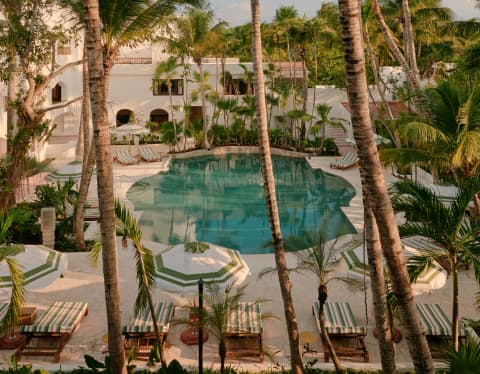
(416, 303), (465, 336)
(314, 301), (367, 335)
(227, 302), (263, 334)
(0, 303), (8, 321)
(21, 301), (88, 334)
(122, 302), (175, 334)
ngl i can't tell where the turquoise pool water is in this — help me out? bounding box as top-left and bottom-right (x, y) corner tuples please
(126, 154), (357, 254)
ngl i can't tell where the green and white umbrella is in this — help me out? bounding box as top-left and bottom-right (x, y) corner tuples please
(154, 242), (250, 293)
(45, 160), (95, 184)
(0, 244), (67, 298)
(341, 235), (447, 296)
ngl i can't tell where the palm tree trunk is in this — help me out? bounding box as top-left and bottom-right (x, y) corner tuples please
(365, 206), (396, 373)
(219, 338), (226, 374)
(84, 1), (126, 372)
(337, 1), (434, 373)
(75, 40), (93, 251)
(198, 62), (209, 149)
(318, 285), (343, 371)
(250, 2), (303, 373)
(452, 260), (459, 351)
(402, 0), (419, 83)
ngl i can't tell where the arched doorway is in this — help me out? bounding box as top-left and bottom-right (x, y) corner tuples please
(116, 109), (133, 125)
(150, 109), (169, 132)
(51, 83), (63, 103)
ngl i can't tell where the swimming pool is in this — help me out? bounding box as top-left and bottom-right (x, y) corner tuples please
(126, 154), (357, 254)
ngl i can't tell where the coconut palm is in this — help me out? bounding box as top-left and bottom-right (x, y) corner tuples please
(337, 0), (434, 372)
(83, 0), (126, 371)
(250, 1), (303, 372)
(113, 199), (166, 367)
(310, 103), (346, 155)
(389, 176), (480, 351)
(0, 208), (26, 337)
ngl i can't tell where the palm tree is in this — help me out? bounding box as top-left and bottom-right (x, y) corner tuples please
(389, 176), (480, 351)
(84, 0), (126, 371)
(310, 103), (346, 155)
(337, 0), (435, 372)
(114, 200), (166, 367)
(250, 1), (303, 373)
(0, 208), (26, 337)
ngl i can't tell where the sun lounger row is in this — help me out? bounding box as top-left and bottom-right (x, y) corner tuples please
(330, 151), (359, 170)
(112, 147), (165, 165)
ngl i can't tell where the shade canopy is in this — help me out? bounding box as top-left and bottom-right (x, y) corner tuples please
(341, 235), (447, 296)
(0, 244), (67, 298)
(46, 160), (95, 183)
(111, 124), (149, 137)
(154, 242), (250, 293)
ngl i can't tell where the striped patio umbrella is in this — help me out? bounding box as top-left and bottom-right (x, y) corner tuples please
(341, 235), (447, 296)
(45, 160), (95, 184)
(154, 242), (250, 293)
(0, 244), (67, 299)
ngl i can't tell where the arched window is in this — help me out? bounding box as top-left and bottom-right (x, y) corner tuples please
(52, 84), (62, 103)
(116, 109), (133, 125)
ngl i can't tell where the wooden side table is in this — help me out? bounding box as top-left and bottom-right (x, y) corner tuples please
(0, 307), (37, 349)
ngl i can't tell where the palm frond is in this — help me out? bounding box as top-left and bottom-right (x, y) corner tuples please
(0, 257), (25, 337)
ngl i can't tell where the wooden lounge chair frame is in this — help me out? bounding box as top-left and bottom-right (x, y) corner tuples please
(416, 303), (465, 359)
(114, 149), (138, 165)
(313, 301), (369, 363)
(17, 301), (88, 363)
(225, 302), (264, 362)
(122, 302), (175, 360)
(330, 151), (359, 170)
(139, 146), (162, 162)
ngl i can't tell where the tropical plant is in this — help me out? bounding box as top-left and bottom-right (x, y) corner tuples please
(113, 199), (165, 367)
(0, 209), (27, 337)
(250, 1), (304, 372)
(310, 103), (346, 155)
(389, 176), (480, 351)
(444, 338), (480, 373)
(337, 0), (435, 372)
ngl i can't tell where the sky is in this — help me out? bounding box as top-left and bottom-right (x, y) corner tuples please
(209, 0), (480, 27)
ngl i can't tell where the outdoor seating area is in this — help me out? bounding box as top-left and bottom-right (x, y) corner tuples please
(17, 301), (88, 363)
(416, 303), (465, 359)
(330, 151), (359, 170)
(313, 301), (369, 363)
(113, 149), (139, 165)
(139, 146), (163, 162)
(225, 302), (264, 362)
(122, 301), (175, 360)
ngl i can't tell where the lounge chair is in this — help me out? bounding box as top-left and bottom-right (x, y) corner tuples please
(114, 149), (138, 165)
(313, 301), (369, 362)
(330, 151), (359, 170)
(122, 301), (175, 360)
(416, 303), (465, 358)
(17, 301), (88, 362)
(225, 301), (264, 362)
(139, 147), (162, 162)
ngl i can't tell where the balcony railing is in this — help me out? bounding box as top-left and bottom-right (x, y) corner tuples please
(115, 57), (152, 64)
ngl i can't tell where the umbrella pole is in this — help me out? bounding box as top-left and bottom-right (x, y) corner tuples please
(198, 278), (204, 374)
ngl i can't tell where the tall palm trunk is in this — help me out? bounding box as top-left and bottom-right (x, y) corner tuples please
(337, 1), (434, 373)
(84, 1), (126, 372)
(197, 60), (209, 149)
(167, 79), (177, 149)
(402, 0), (419, 83)
(365, 206), (396, 373)
(452, 259), (460, 351)
(318, 285), (342, 371)
(75, 40), (94, 250)
(250, 2), (303, 373)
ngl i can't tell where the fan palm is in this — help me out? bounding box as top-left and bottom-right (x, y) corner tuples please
(0, 208), (26, 337)
(310, 103), (346, 155)
(389, 176), (480, 351)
